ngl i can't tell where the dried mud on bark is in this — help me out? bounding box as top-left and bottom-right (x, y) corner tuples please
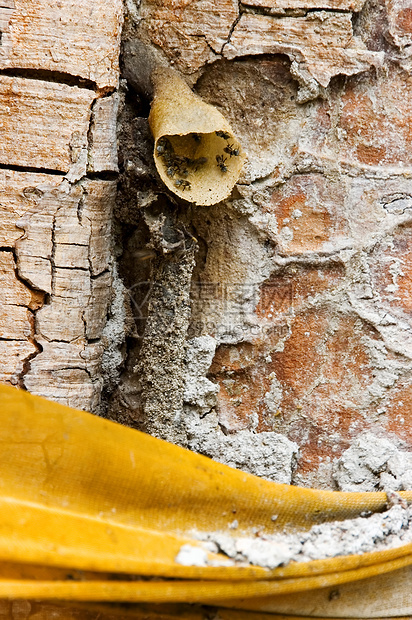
(113, 0), (412, 487)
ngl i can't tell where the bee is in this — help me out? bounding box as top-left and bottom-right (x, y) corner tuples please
(161, 153), (185, 177)
(168, 155), (189, 177)
(216, 130), (231, 140)
(192, 156), (208, 171)
(224, 143), (240, 157)
(178, 163), (190, 178)
(216, 154), (228, 173)
(156, 137), (171, 155)
(175, 179), (191, 191)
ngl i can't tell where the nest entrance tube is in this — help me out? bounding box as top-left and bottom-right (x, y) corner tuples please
(149, 68), (246, 206)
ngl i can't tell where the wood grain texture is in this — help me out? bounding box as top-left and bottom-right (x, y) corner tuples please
(15, 183), (69, 294)
(0, 0), (121, 411)
(243, 0), (366, 9)
(0, 7), (13, 31)
(0, 170), (63, 247)
(224, 12), (383, 88)
(0, 0), (123, 89)
(85, 272), (112, 340)
(0, 7), (14, 56)
(0, 252), (32, 307)
(23, 340), (104, 411)
(36, 298), (86, 343)
(16, 179), (116, 410)
(0, 252), (38, 384)
(88, 94), (119, 173)
(0, 76), (94, 172)
(83, 179), (116, 277)
(140, 0), (238, 73)
(0, 305), (31, 340)
(0, 341), (37, 384)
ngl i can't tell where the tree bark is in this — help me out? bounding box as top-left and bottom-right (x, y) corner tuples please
(116, 0), (412, 489)
(1, 0), (412, 491)
(0, 0), (123, 411)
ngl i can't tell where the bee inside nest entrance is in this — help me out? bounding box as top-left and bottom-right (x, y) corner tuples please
(153, 130), (245, 206)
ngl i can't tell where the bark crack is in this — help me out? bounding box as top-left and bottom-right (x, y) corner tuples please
(0, 68), (97, 91)
(0, 163), (64, 175)
(9, 248), (44, 388)
(221, 0), (242, 55)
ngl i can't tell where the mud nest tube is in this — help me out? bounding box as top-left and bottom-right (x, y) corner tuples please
(149, 67), (246, 206)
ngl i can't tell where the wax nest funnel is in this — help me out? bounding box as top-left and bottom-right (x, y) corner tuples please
(149, 68), (246, 206)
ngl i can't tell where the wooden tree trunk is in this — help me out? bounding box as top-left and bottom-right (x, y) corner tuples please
(0, 0), (123, 411)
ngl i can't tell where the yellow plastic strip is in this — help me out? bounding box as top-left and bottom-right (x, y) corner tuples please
(1, 385), (410, 537)
(0, 495), (268, 580)
(2, 601), (410, 620)
(268, 541), (412, 578)
(0, 493), (411, 583)
(1, 384), (412, 591)
(0, 555), (411, 603)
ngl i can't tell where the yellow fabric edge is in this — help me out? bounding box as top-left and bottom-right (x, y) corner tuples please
(0, 554), (410, 603)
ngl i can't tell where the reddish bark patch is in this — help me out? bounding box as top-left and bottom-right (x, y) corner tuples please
(397, 7), (412, 32)
(307, 69), (412, 168)
(383, 382), (412, 445)
(369, 225), (412, 319)
(339, 91), (387, 167)
(356, 144), (387, 166)
(211, 306), (378, 475)
(210, 255), (380, 477)
(268, 175), (347, 253)
(256, 263), (345, 319)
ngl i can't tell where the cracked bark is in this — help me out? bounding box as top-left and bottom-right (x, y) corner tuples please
(0, 0), (123, 412)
